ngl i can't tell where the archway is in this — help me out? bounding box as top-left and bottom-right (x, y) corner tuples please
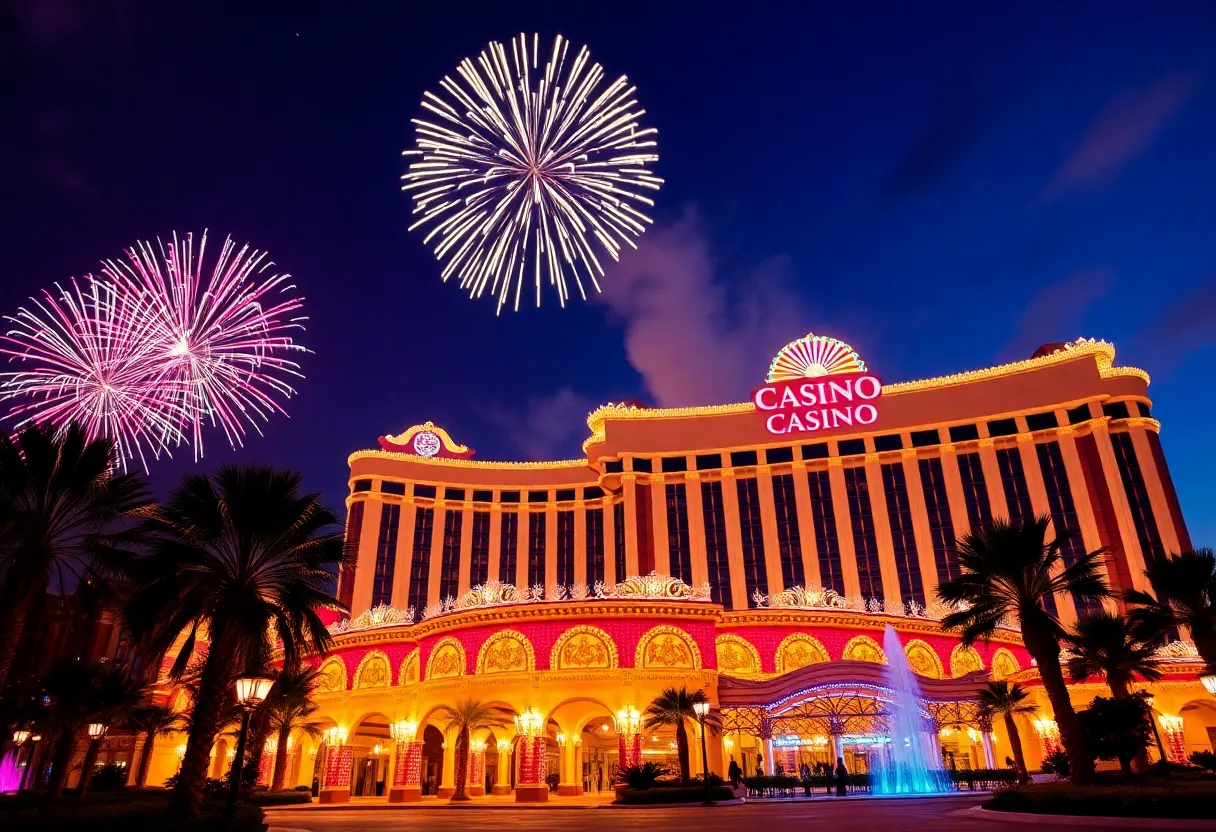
(1179, 699), (1216, 759)
(420, 725), (444, 796)
(347, 713), (391, 797)
(548, 697), (620, 795)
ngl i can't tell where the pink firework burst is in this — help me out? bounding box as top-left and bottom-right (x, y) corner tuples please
(102, 231), (308, 458)
(0, 277), (189, 471)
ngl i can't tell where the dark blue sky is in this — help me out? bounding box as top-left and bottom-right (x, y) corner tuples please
(3, 1), (1215, 546)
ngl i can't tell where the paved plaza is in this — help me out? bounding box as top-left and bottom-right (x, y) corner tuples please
(264, 794), (1179, 832)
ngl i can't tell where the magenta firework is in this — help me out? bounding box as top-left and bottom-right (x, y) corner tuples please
(0, 233), (307, 469)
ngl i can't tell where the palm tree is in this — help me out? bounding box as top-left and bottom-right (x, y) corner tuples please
(0, 423), (152, 693)
(267, 665), (322, 790)
(937, 516), (1110, 784)
(76, 664), (145, 796)
(130, 704), (184, 788)
(434, 700), (511, 801)
(1125, 549), (1216, 673)
(123, 465), (347, 817)
(643, 686), (722, 785)
(976, 680), (1038, 784)
(1065, 611), (1162, 699)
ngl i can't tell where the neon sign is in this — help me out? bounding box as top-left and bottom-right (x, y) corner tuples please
(752, 334), (882, 437)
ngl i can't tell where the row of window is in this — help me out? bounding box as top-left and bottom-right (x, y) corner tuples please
(357, 429), (1166, 614)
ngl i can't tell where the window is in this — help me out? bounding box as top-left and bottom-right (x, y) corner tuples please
(1026, 412), (1059, 432)
(472, 490), (493, 503)
(527, 490), (548, 503)
(731, 450), (759, 467)
(444, 487), (465, 501)
(987, 418), (1018, 437)
(665, 483), (692, 586)
(949, 424), (980, 443)
(586, 508), (605, 585)
(583, 486), (605, 500)
(557, 511), (575, 587)
(438, 510), (462, 600)
(696, 453), (722, 470)
(604, 460), (624, 474)
(632, 458), (653, 473)
(736, 479), (767, 606)
(371, 504), (401, 607)
(555, 489), (577, 502)
(1110, 432), (1165, 562)
(1103, 401), (1132, 420)
(337, 501), (365, 609)
(613, 501), (627, 581)
(701, 480), (732, 607)
(1037, 441), (1092, 616)
(919, 458), (958, 584)
(882, 463), (924, 609)
(414, 484), (437, 499)
(838, 439), (866, 457)
(806, 470), (843, 595)
(802, 443), (829, 460)
(773, 473), (804, 588)
(661, 457), (688, 473)
(766, 446), (794, 464)
(1136, 402), (1152, 418)
(1067, 404), (1092, 425)
(499, 512), (519, 584)
(527, 513), (547, 587)
(500, 490), (520, 504)
(407, 507), (434, 611)
(352, 479), (372, 493)
(996, 447), (1034, 524)
(874, 434), (903, 452)
(956, 452), (992, 531)
(470, 511), (490, 586)
(844, 467), (883, 601)
(380, 481), (405, 495)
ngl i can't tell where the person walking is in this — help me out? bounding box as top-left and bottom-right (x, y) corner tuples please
(799, 762), (811, 796)
(728, 757), (743, 788)
(834, 757), (848, 797)
(824, 761), (835, 795)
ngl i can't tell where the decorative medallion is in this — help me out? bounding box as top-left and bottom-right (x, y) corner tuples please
(315, 657), (348, 693)
(427, 638), (466, 679)
(950, 644), (985, 677)
(903, 640), (944, 679)
(552, 626), (618, 670)
(378, 421), (475, 459)
(716, 635), (762, 676)
(841, 635), (887, 664)
(476, 631), (534, 674)
(766, 333), (867, 382)
(353, 650), (392, 689)
(398, 649), (420, 686)
(776, 633), (830, 673)
(636, 625), (701, 670)
(990, 648), (1019, 680)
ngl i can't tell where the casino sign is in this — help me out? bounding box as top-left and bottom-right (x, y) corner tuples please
(751, 334), (883, 436)
(378, 421), (475, 459)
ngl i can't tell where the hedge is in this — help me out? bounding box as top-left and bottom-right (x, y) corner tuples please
(247, 789), (314, 806)
(615, 785), (736, 804)
(947, 768), (1017, 790)
(985, 782), (1216, 819)
(1, 797), (267, 832)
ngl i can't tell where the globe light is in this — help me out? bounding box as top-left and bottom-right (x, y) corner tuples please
(614, 706), (641, 735)
(556, 732), (567, 746)
(1201, 673), (1216, 697)
(234, 675), (275, 708)
(693, 701), (711, 718)
(87, 722), (107, 739)
(12, 729), (30, 745)
(390, 719), (418, 742)
(497, 739), (510, 752)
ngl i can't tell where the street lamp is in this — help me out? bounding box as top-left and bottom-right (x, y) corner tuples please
(1140, 692), (1170, 771)
(1201, 673), (1216, 698)
(12, 730), (34, 794)
(693, 701), (713, 806)
(227, 674), (275, 817)
(87, 722), (107, 740)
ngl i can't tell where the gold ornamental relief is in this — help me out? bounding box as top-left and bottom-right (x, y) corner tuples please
(427, 638), (467, 680)
(842, 635), (887, 664)
(903, 640), (943, 679)
(483, 638), (528, 673)
(562, 634), (609, 668)
(990, 648), (1020, 680)
(951, 644), (984, 677)
(645, 635), (693, 668)
(353, 651), (392, 689)
(715, 635), (762, 676)
(316, 657), (347, 693)
(774, 634), (829, 674)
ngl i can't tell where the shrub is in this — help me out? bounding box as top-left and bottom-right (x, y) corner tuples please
(618, 762), (669, 790)
(2, 795), (266, 832)
(691, 772), (724, 787)
(293, 784), (313, 791)
(89, 763), (129, 792)
(615, 785), (735, 805)
(1191, 750), (1216, 773)
(248, 789), (313, 806)
(1078, 696), (1152, 773)
(985, 781), (1216, 819)
(1040, 749), (1070, 776)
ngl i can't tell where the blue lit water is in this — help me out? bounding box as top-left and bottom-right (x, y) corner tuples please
(870, 625), (953, 795)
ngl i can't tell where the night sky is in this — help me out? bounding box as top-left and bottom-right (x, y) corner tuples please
(3, 1), (1216, 546)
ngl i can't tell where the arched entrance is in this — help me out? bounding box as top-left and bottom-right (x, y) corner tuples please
(350, 713), (391, 797)
(420, 725), (444, 796)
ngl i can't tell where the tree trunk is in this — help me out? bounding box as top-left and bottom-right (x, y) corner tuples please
(1024, 628), (1094, 784)
(77, 738), (101, 797)
(47, 728), (79, 798)
(270, 722), (291, 791)
(1003, 714), (1029, 785)
(451, 727), (470, 801)
(0, 588), (35, 695)
(243, 706), (273, 789)
(170, 643), (232, 817)
(676, 721), (690, 785)
(136, 731), (156, 788)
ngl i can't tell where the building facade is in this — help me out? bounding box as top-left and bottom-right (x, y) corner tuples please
(143, 335), (1214, 801)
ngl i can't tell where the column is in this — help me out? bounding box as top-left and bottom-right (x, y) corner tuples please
(622, 475), (641, 576)
(976, 437), (1009, 522)
(978, 717), (997, 769)
(603, 497), (618, 585)
(685, 471), (710, 586)
(457, 504), (474, 594)
(720, 470), (750, 609)
(938, 446), (973, 539)
(318, 742), (353, 804)
(390, 499), (416, 609)
(349, 498), (380, 616)
(651, 478), (670, 576)
(558, 737), (580, 796)
(1128, 425), (1183, 555)
(791, 460), (822, 588)
(707, 724), (725, 778)
(426, 502), (446, 606)
(901, 449), (941, 606)
(493, 739), (513, 795)
(515, 507), (529, 589)
(1054, 425), (1111, 607)
(468, 740), (487, 797)
(756, 465), (785, 595)
(574, 505), (588, 586)
(388, 740), (423, 802)
(1158, 716), (1185, 763)
(1090, 421), (1150, 591)
(1016, 432), (1078, 624)
(437, 731), (455, 799)
(515, 734), (549, 803)
(487, 505), (502, 587)
(864, 456), (902, 606)
(762, 736), (775, 776)
(545, 503), (558, 589)
(827, 460), (861, 597)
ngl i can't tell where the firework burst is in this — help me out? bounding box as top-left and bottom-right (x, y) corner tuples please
(102, 232), (308, 457)
(0, 278), (188, 471)
(402, 33), (663, 313)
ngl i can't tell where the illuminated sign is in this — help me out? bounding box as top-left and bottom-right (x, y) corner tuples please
(752, 334), (882, 437)
(378, 421), (475, 459)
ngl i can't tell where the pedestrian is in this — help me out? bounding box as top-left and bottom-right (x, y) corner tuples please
(728, 756), (743, 787)
(824, 761), (835, 795)
(835, 757), (848, 797)
(756, 758), (764, 777)
(800, 762), (811, 796)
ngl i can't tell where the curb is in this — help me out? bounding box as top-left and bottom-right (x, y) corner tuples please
(963, 806), (1216, 829)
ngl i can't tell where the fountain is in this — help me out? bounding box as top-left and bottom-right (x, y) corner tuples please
(870, 624), (952, 794)
(0, 750), (21, 792)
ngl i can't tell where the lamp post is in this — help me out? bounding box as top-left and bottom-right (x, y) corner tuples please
(693, 701), (713, 806)
(227, 675), (275, 818)
(1139, 692), (1169, 769)
(12, 730), (32, 793)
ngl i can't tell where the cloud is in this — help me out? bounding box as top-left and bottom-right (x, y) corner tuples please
(1001, 269), (1112, 361)
(481, 387), (598, 461)
(1134, 276), (1216, 368)
(880, 80), (985, 201)
(596, 209), (810, 407)
(1046, 75), (1200, 196)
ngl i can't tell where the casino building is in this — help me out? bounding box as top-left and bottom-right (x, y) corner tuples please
(158, 335), (1211, 802)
